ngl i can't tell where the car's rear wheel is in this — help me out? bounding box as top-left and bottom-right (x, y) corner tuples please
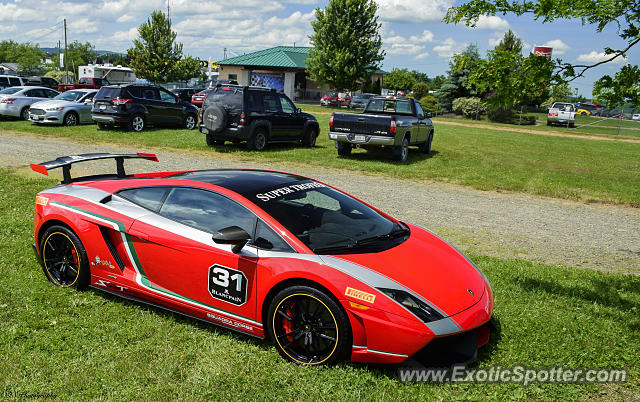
(393, 136), (409, 162)
(129, 114), (145, 132)
(205, 134), (225, 146)
(63, 112), (79, 126)
(336, 142), (352, 156)
(267, 285), (351, 365)
(20, 107), (30, 120)
(247, 127), (267, 151)
(40, 225), (89, 289)
(184, 114), (197, 130)
(302, 126), (317, 147)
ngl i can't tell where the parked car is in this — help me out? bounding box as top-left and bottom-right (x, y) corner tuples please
(91, 84), (199, 132)
(58, 77), (110, 92)
(329, 96), (434, 162)
(25, 76), (59, 90)
(28, 89), (97, 126)
(191, 89), (213, 107)
(200, 84), (319, 150)
(0, 75), (25, 90)
(337, 92), (351, 106)
(0, 86), (59, 120)
(632, 113), (640, 121)
(320, 92), (339, 106)
(576, 103), (598, 116)
(171, 87), (204, 104)
(547, 102), (576, 127)
(349, 93), (377, 109)
(30, 152), (495, 366)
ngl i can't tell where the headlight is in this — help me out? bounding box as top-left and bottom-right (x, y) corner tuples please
(46, 106), (64, 111)
(378, 288), (444, 323)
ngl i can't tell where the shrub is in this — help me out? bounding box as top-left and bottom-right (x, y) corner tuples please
(419, 95), (437, 113)
(487, 108), (536, 125)
(412, 82), (430, 100)
(452, 97), (484, 118)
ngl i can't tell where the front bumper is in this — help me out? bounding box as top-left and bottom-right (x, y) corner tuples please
(329, 131), (396, 146)
(29, 110), (64, 124)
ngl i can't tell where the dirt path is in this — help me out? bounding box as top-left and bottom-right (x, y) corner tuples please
(1, 132), (638, 274)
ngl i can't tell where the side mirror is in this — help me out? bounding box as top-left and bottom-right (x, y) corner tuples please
(296, 108), (302, 114)
(212, 226), (252, 253)
(426, 112), (432, 118)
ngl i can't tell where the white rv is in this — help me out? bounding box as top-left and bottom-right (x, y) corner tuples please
(78, 64), (136, 85)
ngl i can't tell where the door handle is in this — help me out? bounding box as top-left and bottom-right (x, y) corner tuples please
(128, 228), (149, 240)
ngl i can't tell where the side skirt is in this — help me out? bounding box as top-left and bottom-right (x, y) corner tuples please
(89, 285), (265, 340)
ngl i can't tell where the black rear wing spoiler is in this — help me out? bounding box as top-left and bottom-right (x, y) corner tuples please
(30, 152), (159, 184)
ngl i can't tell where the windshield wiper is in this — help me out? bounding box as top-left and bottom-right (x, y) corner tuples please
(312, 224), (410, 254)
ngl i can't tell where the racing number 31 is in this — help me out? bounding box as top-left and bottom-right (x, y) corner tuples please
(208, 265), (248, 306)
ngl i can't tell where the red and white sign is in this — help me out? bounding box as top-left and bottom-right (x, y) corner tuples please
(533, 46), (553, 59)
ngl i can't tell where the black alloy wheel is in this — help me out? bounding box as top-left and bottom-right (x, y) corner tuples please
(40, 225), (89, 288)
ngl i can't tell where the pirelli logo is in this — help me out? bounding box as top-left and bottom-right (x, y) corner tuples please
(345, 287), (376, 304)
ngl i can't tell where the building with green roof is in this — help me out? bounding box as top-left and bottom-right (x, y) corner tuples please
(217, 46), (385, 101)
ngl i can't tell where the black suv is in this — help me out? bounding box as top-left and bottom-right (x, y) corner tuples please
(199, 85), (319, 150)
(92, 84), (199, 132)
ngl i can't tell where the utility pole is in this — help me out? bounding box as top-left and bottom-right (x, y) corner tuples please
(224, 48), (227, 60)
(167, 0), (170, 19)
(64, 18), (69, 84)
(57, 40), (60, 71)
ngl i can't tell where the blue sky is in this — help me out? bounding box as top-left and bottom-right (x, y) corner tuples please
(1, 0), (637, 96)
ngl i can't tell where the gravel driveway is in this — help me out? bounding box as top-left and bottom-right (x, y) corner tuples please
(1, 132), (638, 274)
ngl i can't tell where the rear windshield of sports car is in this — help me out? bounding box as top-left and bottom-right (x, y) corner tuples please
(247, 180), (410, 254)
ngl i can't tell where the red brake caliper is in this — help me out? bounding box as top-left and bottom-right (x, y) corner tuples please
(282, 301), (296, 342)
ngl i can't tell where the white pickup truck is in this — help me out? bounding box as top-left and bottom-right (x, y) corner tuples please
(547, 102), (576, 127)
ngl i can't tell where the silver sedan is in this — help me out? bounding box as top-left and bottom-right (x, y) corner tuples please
(28, 89), (98, 126)
(0, 86), (59, 120)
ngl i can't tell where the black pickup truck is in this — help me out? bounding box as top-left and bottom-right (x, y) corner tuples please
(328, 96), (434, 162)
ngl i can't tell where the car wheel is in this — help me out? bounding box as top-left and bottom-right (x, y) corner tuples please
(129, 114), (145, 132)
(419, 131), (433, 154)
(20, 107), (30, 120)
(247, 127), (267, 151)
(184, 114), (197, 130)
(546, 121), (551, 126)
(63, 112), (79, 126)
(39, 225), (90, 289)
(302, 126), (317, 147)
(569, 122), (575, 128)
(336, 142), (352, 156)
(394, 136), (409, 162)
(266, 285), (351, 365)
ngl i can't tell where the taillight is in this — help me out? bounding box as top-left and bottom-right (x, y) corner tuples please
(239, 112), (246, 126)
(199, 108), (204, 120)
(112, 98), (132, 106)
(1, 98), (15, 104)
(390, 120), (396, 134)
(329, 114), (334, 129)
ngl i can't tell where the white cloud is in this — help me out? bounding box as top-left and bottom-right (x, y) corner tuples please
(0, 24), (18, 33)
(116, 14), (136, 23)
(375, 0), (453, 24)
(472, 15), (509, 31)
(540, 39), (570, 55)
(414, 52), (429, 60)
(387, 43), (426, 56)
(433, 37), (466, 58)
(576, 51), (626, 64)
(409, 30), (434, 43)
(69, 18), (98, 34)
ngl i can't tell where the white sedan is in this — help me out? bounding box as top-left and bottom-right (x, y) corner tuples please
(29, 89), (97, 126)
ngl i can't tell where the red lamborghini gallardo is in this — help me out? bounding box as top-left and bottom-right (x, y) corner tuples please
(31, 153), (495, 366)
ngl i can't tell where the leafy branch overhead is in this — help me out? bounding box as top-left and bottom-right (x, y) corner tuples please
(444, 0), (640, 81)
(307, 0), (385, 92)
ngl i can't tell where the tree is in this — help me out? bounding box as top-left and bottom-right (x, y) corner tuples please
(384, 68), (415, 92)
(444, 1), (640, 80)
(462, 30), (554, 121)
(410, 70), (430, 85)
(128, 10), (183, 83)
(174, 55), (205, 84)
(307, 0), (385, 93)
(593, 65), (640, 110)
(435, 44), (481, 111)
(542, 82), (574, 108)
(0, 40), (44, 75)
(412, 82), (430, 99)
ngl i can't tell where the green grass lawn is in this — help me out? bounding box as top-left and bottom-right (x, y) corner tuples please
(1, 171), (638, 400)
(2, 114), (640, 206)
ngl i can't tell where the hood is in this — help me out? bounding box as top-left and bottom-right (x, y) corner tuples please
(31, 100), (78, 109)
(332, 224), (487, 317)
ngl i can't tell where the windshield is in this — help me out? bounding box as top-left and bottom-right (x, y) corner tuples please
(55, 90), (85, 101)
(0, 87), (21, 94)
(250, 180), (409, 254)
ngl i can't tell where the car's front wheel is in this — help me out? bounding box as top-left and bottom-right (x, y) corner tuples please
(184, 114), (197, 130)
(39, 225), (90, 289)
(266, 285), (351, 365)
(63, 112), (79, 126)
